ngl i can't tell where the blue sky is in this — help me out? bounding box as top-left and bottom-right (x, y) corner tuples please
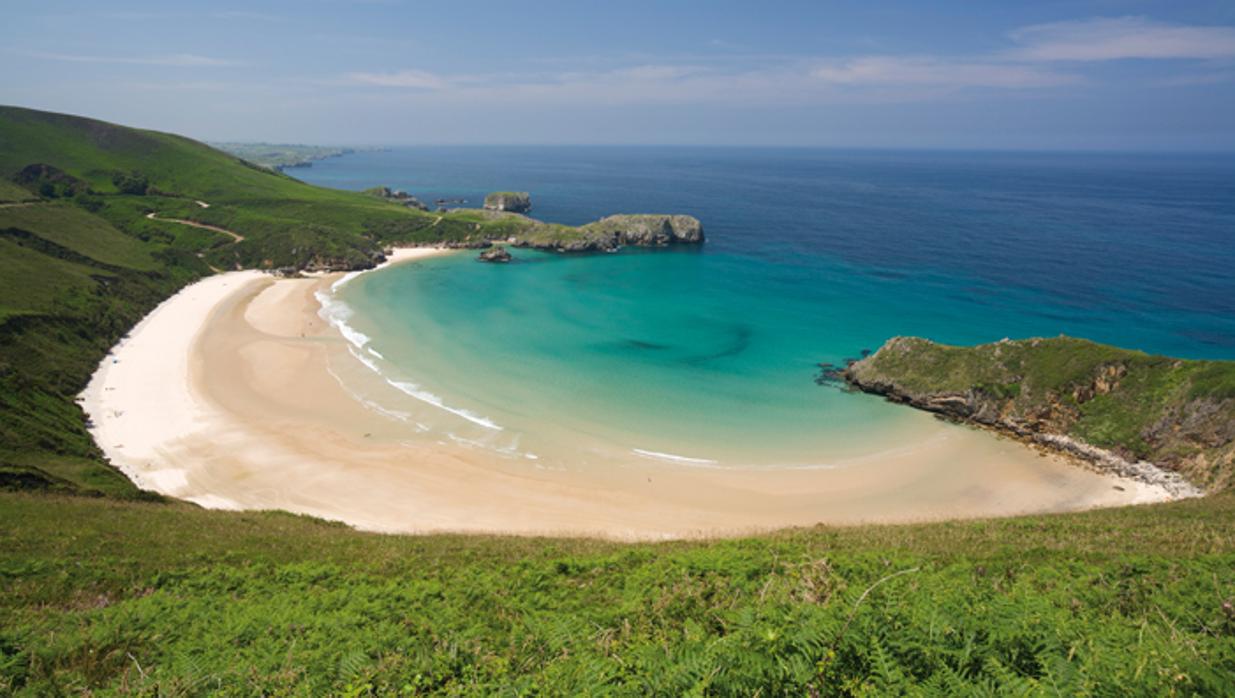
(3, 1), (1235, 149)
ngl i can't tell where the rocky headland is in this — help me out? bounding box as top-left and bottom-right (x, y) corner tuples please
(511, 213), (704, 253)
(484, 191), (531, 213)
(359, 188), (703, 261)
(843, 336), (1235, 497)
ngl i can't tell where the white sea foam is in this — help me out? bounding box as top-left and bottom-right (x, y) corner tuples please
(389, 380), (503, 430)
(315, 290), (371, 351)
(632, 448), (718, 465)
(324, 363), (413, 425)
(346, 345), (382, 374)
(317, 262), (505, 434)
(339, 345), (504, 432)
(330, 270), (363, 292)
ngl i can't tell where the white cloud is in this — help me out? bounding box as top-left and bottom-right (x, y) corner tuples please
(812, 56), (1077, 88)
(345, 69), (446, 89)
(339, 15), (1235, 107)
(1008, 16), (1235, 62)
(609, 64), (702, 81)
(19, 51), (239, 67)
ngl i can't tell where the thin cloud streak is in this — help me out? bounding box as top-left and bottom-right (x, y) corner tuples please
(346, 70), (446, 89)
(1008, 16), (1235, 62)
(17, 51), (241, 67)
(812, 57), (1078, 88)
(328, 15), (1235, 110)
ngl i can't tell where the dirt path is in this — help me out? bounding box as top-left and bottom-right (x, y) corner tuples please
(147, 211), (244, 243)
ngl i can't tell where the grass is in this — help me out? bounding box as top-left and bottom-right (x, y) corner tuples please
(0, 201), (158, 270)
(0, 238), (104, 322)
(2, 491), (1233, 695)
(0, 180), (34, 202)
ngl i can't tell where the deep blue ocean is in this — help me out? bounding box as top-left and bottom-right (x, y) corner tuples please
(296, 148), (1235, 466)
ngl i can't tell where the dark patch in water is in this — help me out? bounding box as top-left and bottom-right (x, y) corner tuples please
(627, 339), (670, 351)
(682, 326), (753, 365)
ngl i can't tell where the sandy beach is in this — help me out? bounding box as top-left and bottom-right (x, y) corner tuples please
(80, 249), (1177, 540)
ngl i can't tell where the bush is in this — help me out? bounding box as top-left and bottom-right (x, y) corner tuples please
(111, 170), (149, 196)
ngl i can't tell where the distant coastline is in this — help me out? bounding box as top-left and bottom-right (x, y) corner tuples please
(210, 142), (381, 171)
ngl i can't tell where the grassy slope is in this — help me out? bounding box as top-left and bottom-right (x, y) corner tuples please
(0, 202), (158, 270)
(848, 336), (1235, 490)
(0, 179), (35, 202)
(2, 491), (1233, 695)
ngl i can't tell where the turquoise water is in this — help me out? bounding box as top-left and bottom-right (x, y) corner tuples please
(303, 148), (1235, 466)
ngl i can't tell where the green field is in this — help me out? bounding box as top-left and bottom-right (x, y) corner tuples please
(1, 105), (1234, 694)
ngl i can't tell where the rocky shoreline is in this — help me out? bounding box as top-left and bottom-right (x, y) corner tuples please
(847, 374), (1202, 498)
(841, 336), (1233, 498)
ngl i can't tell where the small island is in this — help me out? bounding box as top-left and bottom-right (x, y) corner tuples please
(477, 245), (512, 263)
(484, 191), (531, 213)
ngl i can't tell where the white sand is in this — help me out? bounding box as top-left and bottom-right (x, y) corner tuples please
(80, 270), (266, 506)
(77, 249), (1181, 539)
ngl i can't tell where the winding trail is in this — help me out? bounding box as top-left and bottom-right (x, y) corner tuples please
(146, 210), (244, 243)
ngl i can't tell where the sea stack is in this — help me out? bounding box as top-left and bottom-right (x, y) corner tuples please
(478, 245), (513, 263)
(484, 191), (532, 213)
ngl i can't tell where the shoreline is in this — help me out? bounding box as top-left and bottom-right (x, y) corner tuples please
(79, 251), (1185, 540)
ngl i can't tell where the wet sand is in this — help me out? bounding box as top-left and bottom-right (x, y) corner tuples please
(80, 250), (1176, 540)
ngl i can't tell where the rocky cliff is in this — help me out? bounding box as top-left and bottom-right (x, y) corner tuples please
(843, 336), (1234, 495)
(511, 214), (704, 252)
(484, 191), (531, 213)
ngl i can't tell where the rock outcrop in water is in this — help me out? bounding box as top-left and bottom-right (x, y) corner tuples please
(842, 336), (1234, 496)
(484, 191), (531, 213)
(478, 246), (512, 263)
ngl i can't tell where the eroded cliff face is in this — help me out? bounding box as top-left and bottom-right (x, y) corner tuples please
(580, 214), (704, 247)
(483, 192), (532, 213)
(843, 336), (1234, 495)
(511, 214), (704, 252)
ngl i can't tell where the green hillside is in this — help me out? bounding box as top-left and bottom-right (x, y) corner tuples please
(1, 105), (1233, 693)
(2, 491), (1232, 694)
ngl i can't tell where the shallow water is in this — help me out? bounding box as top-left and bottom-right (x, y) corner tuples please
(300, 147), (1235, 466)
